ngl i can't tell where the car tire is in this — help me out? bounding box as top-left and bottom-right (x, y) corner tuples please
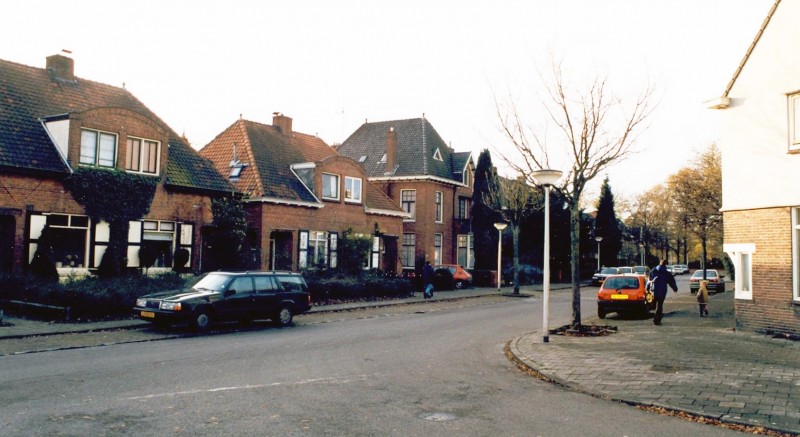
(598, 308), (606, 319)
(454, 280), (465, 289)
(191, 308), (212, 332)
(273, 305), (294, 327)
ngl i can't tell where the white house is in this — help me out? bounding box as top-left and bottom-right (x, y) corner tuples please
(709, 0), (800, 335)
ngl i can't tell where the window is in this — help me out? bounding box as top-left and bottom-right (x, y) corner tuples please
(724, 243), (755, 301)
(126, 137), (160, 174)
(141, 220), (177, 267)
(345, 177), (362, 203)
(309, 231), (328, 266)
(790, 93), (800, 150)
(457, 234), (474, 269)
(433, 148), (443, 161)
(329, 232), (338, 269)
(463, 169), (471, 187)
(322, 173), (339, 200)
(80, 129), (117, 168)
(457, 197), (471, 220)
(434, 233), (442, 265)
(229, 277), (254, 294)
(29, 214), (90, 268)
(370, 236), (381, 269)
(401, 233), (416, 268)
(401, 189), (416, 221)
(435, 191), (443, 223)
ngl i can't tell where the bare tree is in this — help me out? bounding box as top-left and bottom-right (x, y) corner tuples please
(484, 175), (541, 295)
(495, 60), (655, 328)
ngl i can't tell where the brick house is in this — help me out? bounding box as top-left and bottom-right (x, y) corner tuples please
(0, 54), (232, 276)
(198, 114), (407, 273)
(708, 0), (800, 335)
(336, 117), (474, 273)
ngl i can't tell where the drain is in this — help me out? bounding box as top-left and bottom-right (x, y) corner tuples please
(419, 412), (457, 422)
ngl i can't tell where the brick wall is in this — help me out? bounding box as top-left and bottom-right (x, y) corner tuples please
(724, 207), (800, 335)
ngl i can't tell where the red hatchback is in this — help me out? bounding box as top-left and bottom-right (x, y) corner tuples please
(597, 274), (655, 319)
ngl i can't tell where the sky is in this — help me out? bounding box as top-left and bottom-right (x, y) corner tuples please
(1, 0), (774, 204)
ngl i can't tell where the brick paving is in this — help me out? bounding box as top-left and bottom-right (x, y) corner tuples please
(509, 291), (800, 435)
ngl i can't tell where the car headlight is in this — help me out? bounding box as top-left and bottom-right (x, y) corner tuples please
(136, 298), (147, 307)
(159, 301), (182, 311)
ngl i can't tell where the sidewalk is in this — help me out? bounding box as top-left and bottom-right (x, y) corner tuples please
(509, 290), (800, 435)
(0, 284), (558, 340)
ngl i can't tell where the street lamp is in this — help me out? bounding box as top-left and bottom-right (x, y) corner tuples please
(595, 236), (603, 271)
(532, 169), (562, 344)
(494, 223), (508, 291)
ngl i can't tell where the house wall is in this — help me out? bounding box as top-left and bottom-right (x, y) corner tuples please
(716, 0), (800, 336)
(720, 0), (800, 212)
(724, 207), (800, 334)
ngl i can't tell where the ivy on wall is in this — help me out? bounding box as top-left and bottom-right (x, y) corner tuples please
(64, 168), (158, 277)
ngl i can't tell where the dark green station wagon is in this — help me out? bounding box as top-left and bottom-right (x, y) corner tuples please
(133, 271), (311, 331)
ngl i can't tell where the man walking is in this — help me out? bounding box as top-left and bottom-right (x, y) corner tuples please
(422, 260), (435, 299)
(648, 259), (678, 325)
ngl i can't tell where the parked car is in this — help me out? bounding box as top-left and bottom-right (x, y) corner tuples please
(617, 266), (633, 274)
(632, 265), (649, 275)
(689, 269), (726, 293)
(592, 267), (619, 286)
(432, 264), (473, 289)
(672, 264), (688, 275)
(597, 274), (655, 319)
(133, 271), (311, 330)
(666, 265), (675, 274)
(502, 264), (543, 286)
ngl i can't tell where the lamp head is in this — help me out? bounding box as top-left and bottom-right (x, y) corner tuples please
(532, 169), (563, 186)
(494, 223), (508, 231)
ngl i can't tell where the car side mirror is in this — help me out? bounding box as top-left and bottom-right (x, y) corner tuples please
(224, 289), (236, 297)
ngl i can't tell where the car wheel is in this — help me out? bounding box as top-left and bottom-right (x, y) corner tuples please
(192, 308), (211, 332)
(454, 280), (465, 289)
(274, 305), (294, 327)
(598, 308), (606, 319)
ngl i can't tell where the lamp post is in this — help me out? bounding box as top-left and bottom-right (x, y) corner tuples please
(532, 169), (562, 343)
(494, 223), (508, 291)
(595, 236), (603, 271)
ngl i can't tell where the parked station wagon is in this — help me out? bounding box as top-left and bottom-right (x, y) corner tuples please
(133, 271), (311, 330)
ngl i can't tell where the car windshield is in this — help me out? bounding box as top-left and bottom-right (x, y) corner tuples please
(600, 268), (618, 274)
(192, 273), (232, 292)
(692, 270), (717, 278)
(604, 277), (639, 289)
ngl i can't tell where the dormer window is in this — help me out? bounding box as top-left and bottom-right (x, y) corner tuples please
(379, 154), (387, 164)
(322, 173), (340, 200)
(358, 155), (367, 163)
(433, 148), (443, 161)
(126, 137), (160, 175)
(345, 176), (362, 203)
(80, 129), (117, 168)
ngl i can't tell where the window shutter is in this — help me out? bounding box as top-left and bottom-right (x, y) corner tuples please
(298, 230), (309, 268)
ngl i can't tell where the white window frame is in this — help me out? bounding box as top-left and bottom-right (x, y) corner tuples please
(435, 191), (443, 223)
(401, 233), (415, 268)
(724, 243), (755, 301)
(125, 136), (161, 175)
(344, 176), (362, 203)
(322, 173), (340, 200)
(401, 189), (416, 222)
(309, 231), (328, 266)
(457, 234), (474, 269)
(433, 148), (443, 161)
(434, 233), (442, 265)
(80, 128), (117, 168)
(789, 92), (800, 151)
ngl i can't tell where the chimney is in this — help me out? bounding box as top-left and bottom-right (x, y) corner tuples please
(385, 127), (396, 174)
(46, 54), (75, 81)
(272, 112), (292, 134)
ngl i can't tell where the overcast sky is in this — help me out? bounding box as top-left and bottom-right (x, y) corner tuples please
(1, 0), (773, 203)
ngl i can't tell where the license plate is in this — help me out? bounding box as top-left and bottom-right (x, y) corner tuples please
(140, 311), (155, 318)
(610, 294), (629, 300)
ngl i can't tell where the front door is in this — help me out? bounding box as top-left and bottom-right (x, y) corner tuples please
(0, 215), (14, 272)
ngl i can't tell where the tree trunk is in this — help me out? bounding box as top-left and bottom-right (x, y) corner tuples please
(512, 223), (520, 295)
(570, 202), (582, 328)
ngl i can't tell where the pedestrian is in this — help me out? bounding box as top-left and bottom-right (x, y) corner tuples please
(648, 259), (678, 325)
(697, 280), (709, 317)
(422, 260), (435, 299)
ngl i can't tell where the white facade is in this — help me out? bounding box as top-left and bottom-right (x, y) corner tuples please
(717, 0), (800, 212)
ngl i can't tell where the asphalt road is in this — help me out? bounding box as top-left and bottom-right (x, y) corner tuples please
(0, 277), (747, 436)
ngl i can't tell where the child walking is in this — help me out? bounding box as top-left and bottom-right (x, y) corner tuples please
(697, 280), (709, 317)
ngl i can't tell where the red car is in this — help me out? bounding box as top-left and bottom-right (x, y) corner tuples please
(432, 264), (473, 289)
(597, 274), (655, 319)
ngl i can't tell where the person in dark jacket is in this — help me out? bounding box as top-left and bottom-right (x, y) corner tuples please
(648, 259), (678, 325)
(422, 260), (435, 299)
